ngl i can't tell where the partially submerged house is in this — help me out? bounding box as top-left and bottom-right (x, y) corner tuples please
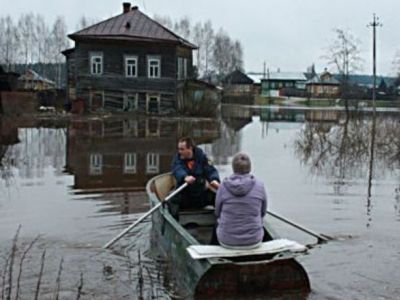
(63, 2), (207, 114)
(306, 69), (340, 98)
(222, 69), (254, 104)
(248, 71), (307, 98)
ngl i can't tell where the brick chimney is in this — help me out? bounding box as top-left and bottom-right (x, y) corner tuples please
(123, 2), (131, 13)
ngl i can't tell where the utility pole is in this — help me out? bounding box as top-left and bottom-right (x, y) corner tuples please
(368, 14), (382, 113)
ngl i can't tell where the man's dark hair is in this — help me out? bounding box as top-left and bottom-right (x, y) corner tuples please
(178, 137), (195, 149)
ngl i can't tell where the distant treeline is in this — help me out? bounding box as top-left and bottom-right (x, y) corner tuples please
(153, 15), (244, 82)
(0, 14), (71, 87)
(0, 12), (244, 87)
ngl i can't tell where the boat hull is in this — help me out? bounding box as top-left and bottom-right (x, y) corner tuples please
(147, 174), (310, 298)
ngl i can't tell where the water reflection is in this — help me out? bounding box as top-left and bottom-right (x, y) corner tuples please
(64, 117), (222, 216)
(1, 108), (400, 299)
(294, 110), (400, 226)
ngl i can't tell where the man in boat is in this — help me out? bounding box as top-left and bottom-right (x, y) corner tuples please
(170, 137), (220, 220)
(211, 152), (267, 248)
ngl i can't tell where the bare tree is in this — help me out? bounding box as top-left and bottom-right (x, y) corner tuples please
(173, 16), (191, 40)
(192, 22), (204, 74)
(152, 14), (173, 30)
(202, 20), (214, 77)
(18, 13), (36, 71)
(76, 16), (99, 31)
(51, 16), (69, 87)
(211, 29), (243, 79)
(0, 16), (20, 71)
(323, 28), (363, 105)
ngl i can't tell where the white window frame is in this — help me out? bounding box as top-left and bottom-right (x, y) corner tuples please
(148, 56), (161, 78)
(124, 153), (137, 174)
(146, 153), (159, 174)
(90, 52), (103, 75)
(123, 92), (138, 111)
(89, 153), (103, 175)
(125, 55), (138, 77)
(146, 94), (160, 113)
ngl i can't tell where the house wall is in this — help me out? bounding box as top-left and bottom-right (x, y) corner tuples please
(70, 40), (194, 113)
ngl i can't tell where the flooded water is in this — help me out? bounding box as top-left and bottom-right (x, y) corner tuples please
(0, 106), (399, 299)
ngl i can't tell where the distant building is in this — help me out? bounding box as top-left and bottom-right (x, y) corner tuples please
(18, 69), (56, 91)
(63, 2), (200, 114)
(222, 69), (254, 104)
(306, 69), (340, 98)
(248, 71), (307, 97)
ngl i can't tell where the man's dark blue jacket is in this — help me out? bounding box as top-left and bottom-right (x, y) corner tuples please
(171, 147), (220, 187)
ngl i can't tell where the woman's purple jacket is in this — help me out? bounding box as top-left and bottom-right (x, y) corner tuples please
(215, 173), (267, 246)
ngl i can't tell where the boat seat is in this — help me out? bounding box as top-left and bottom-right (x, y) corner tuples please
(187, 239), (307, 260)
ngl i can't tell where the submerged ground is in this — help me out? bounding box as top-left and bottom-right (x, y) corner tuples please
(1, 106), (399, 299)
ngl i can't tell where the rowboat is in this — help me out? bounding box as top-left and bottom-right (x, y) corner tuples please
(146, 173), (310, 299)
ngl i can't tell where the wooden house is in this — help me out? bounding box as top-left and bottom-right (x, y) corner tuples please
(306, 69), (340, 98)
(63, 2), (198, 114)
(18, 69), (56, 91)
(222, 70), (254, 104)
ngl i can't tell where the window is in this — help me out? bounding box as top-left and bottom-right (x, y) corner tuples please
(146, 153), (159, 174)
(125, 56), (138, 77)
(89, 153), (103, 175)
(146, 94), (160, 113)
(123, 93), (138, 111)
(124, 153), (137, 174)
(148, 56), (161, 78)
(178, 57), (188, 79)
(90, 53), (103, 75)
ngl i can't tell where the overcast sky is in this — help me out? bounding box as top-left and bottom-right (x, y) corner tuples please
(2, 0), (399, 76)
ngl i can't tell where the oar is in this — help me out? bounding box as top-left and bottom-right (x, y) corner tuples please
(267, 211), (331, 243)
(103, 182), (188, 249)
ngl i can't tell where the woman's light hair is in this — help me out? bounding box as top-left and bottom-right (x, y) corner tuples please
(232, 152), (251, 174)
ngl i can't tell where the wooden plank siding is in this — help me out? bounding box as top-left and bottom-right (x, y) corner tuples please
(67, 40), (194, 113)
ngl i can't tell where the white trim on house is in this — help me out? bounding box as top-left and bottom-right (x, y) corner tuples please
(124, 55), (138, 77)
(147, 56), (161, 78)
(123, 153), (137, 174)
(146, 153), (159, 174)
(89, 153), (103, 175)
(90, 52), (103, 75)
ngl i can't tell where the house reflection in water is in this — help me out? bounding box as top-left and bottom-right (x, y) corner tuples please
(65, 117), (220, 214)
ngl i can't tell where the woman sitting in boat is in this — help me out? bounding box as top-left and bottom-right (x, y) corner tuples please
(212, 152), (267, 249)
(170, 137), (221, 220)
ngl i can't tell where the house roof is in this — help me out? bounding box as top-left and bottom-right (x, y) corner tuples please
(18, 69), (55, 85)
(247, 72), (307, 83)
(224, 70), (254, 85)
(68, 6), (197, 49)
(306, 71), (340, 86)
